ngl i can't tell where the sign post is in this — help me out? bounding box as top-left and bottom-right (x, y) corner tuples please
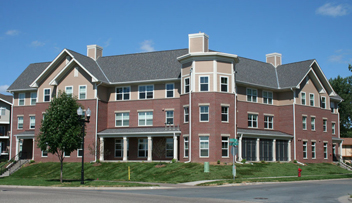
(230, 138), (238, 180)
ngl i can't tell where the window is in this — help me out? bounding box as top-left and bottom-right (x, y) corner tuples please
(246, 88), (257, 102)
(312, 142), (316, 159)
(324, 143), (328, 159)
(138, 138), (148, 157)
(42, 150), (48, 157)
(248, 114), (258, 128)
(18, 117), (23, 129)
(115, 112), (129, 127)
(199, 136), (209, 157)
(64, 150), (70, 157)
(30, 92), (37, 105)
(199, 106), (209, 122)
(65, 86), (73, 97)
(222, 137), (229, 157)
(221, 106), (229, 122)
(220, 77), (228, 92)
(200, 76), (209, 91)
(263, 91), (273, 104)
(166, 83), (174, 98)
(323, 119), (327, 132)
(332, 123), (336, 134)
(301, 92), (306, 105)
(139, 85), (153, 99)
(18, 93), (25, 106)
(79, 85), (87, 100)
(115, 139), (123, 157)
(309, 93), (314, 106)
(44, 89), (51, 102)
(165, 111), (174, 125)
(311, 117), (315, 131)
(184, 107), (189, 123)
(116, 86), (130, 100)
(184, 78), (190, 94)
(331, 102), (335, 113)
(77, 142), (83, 157)
(166, 138), (173, 158)
(138, 112), (153, 126)
(264, 116), (273, 129)
(0, 107), (5, 116)
(29, 116), (35, 129)
(184, 137), (189, 157)
(302, 116), (307, 130)
(321, 96), (326, 109)
(303, 141), (307, 159)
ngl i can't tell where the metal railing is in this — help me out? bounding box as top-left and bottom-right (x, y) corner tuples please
(0, 152), (26, 176)
(334, 154), (352, 171)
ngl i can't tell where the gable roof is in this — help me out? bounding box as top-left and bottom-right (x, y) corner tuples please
(277, 60), (314, 89)
(0, 93), (12, 105)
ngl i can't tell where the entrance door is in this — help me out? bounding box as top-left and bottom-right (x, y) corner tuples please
(276, 140), (288, 161)
(242, 138), (256, 161)
(332, 144), (337, 161)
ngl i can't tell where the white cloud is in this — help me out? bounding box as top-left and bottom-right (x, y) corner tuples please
(104, 38), (112, 48)
(5, 30), (19, 36)
(140, 40), (155, 52)
(316, 3), (350, 17)
(0, 85), (9, 93)
(31, 40), (45, 47)
(329, 49), (352, 63)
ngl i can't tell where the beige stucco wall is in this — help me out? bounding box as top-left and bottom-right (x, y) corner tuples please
(195, 61), (213, 73)
(13, 91), (38, 107)
(217, 61), (232, 74)
(88, 49), (95, 59)
(297, 77), (320, 107)
(181, 62), (192, 76)
(277, 91), (293, 105)
(189, 37), (203, 53)
(98, 86), (109, 102)
(0, 102), (11, 123)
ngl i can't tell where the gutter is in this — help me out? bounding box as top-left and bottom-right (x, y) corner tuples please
(95, 81), (103, 162)
(185, 66), (193, 163)
(9, 95), (14, 160)
(291, 88), (296, 161)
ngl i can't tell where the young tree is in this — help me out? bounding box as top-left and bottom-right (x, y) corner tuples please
(37, 92), (83, 183)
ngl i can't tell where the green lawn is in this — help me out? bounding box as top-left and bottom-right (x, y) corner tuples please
(1, 161), (351, 187)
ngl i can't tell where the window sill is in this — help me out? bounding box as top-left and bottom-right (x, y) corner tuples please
(264, 128), (274, 130)
(115, 126), (130, 128)
(199, 156), (209, 158)
(222, 156), (229, 158)
(221, 121), (229, 123)
(200, 121), (209, 123)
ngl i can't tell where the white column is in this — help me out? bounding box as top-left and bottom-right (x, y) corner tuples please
(272, 139), (276, 162)
(339, 142), (343, 161)
(147, 136), (152, 161)
(99, 137), (104, 161)
(256, 138), (260, 162)
(173, 134), (178, 160)
(238, 134), (243, 161)
(288, 140), (292, 161)
(123, 137), (128, 161)
(15, 138), (19, 160)
(32, 138), (35, 160)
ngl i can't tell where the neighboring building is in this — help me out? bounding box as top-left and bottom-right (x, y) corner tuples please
(0, 93), (12, 161)
(7, 33), (343, 164)
(342, 138), (352, 164)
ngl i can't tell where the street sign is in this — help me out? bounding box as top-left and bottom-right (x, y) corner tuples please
(230, 138), (238, 146)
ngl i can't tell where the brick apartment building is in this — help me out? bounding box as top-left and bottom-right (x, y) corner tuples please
(6, 33), (343, 164)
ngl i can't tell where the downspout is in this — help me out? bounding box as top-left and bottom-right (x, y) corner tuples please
(9, 92), (14, 160)
(94, 81), (103, 162)
(291, 88), (296, 161)
(186, 66), (193, 163)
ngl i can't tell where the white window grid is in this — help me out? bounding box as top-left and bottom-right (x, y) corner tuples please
(309, 93), (314, 106)
(248, 114), (258, 128)
(303, 141), (307, 159)
(18, 117), (23, 129)
(115, 112), (130, 127)
(138, 112), (153, 126)
(199, 136), (209, 157)
(44, 88), (51, 102)
(220, 76), (228, 92)
(312, 142), (316, 159)
(65, 86), (73, 97)
(324, 143), (328, 159)
(264, 116), (273, 129)
(165, 111), (174, 125)
(116, 86), (130, 101)
(323, 120), (327, 132)
(29, 116), (35, 129)
(184, 78), (190, 94)
(263, 91), (273, 104)
(77, 142), (83, 157)
(184, 137), (189, 158)
(332, 123), (336, 134)
(0, 107), (5, 116)
(184, 107), (189, 123)
(79, 85), (87, 100)
(18, 93), (25, 106)
(199, 106), (209, 122)
(165, 83), (174, 98)
(301, 92), (306, 105)
(321, 96), (326, 109)
(302, 116), (307, 130)
(222, 137), (229, 158)
(199, 76), (209, 92)
(246, 88), (257, 102)
(30, 92), (37, 105)
(311, 117), (315, 131)
(138, 85), (154, 99)
(221, 106), (229, 122)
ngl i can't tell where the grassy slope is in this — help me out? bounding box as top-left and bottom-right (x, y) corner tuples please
(1, 162), (351, 186)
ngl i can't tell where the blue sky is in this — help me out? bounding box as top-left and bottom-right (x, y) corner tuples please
(1, 0), (352, 94)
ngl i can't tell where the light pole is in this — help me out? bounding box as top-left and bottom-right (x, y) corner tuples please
(77, 106), (91, 185)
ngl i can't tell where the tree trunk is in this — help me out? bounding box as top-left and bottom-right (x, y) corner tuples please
(60, 160), (63, 183)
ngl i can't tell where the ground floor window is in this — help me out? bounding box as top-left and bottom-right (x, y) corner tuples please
(42, 150), (48, 157)
(324, 143), (328, 159)
(199, 136), (209, 157)
(115, 139), (123, 157)
(242, 138), (256, 161)
(166, 138), (173, 158)
(222, 137), (229, 157)
(303, 141), (307, 159)
(77, 142), (83, 157)
(184, 137), (189, 158)
(259, 139), (272, 161)
(312, 142), (316, 159)
(276, 140), (288, 161)
(138, 138), (148, 157)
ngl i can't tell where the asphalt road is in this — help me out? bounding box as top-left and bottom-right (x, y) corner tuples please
(1, 179), (351, 203)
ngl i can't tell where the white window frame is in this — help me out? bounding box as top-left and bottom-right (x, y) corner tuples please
(324, 143), (328, 159)
(138, 111), (153, 126)
(264, 115), (273, 129)
(184, 77), (190, 94)
(321, 96), (326, 109)
(115, 86), (131, 101)
(115, 112), (130, 127)
(301, 92), (306, 105)
(165, 138), (173, 158)
(184, 107), (189, 123)
(263, 91), (273, 105)
(41, 150), (48, 157)
(65, 86), (73, 97)
(246, 88), (257, 102)
(18, 93), (25, 106)
(222, 136), (229, 158)
(115, 139), (123, 158)
(44, 88), (51, 102)
(165, 83), (174, 98)
(303, 141), (307, 159)
(29, 116), (35, 129)
(309, 93), (314, 106)
(184, 137), (189, 158)
(311, 117), (315, 131)
(165, 110), (174, 125)
(77, 142), (83, 157)
(199, 136), (209, 158)
(312, 142), (316, 159)
(0, 107), (5, 116)
(323, 119), (327, 132)
(79, 85), (87, 100)
(18, 116), (23, 129)
(302, 116), (307, 130)
(199, 76), (209, 92)
(220, 76), (228, 92)
(332, 123), (336, 134)
(199, 106), (209, 122)
(138, 85), (154, 99)
(248, 114), (258, 128)
(30, 92), (37, 105)
(138, 138), (148, 158)
(221, 106), (229, 122)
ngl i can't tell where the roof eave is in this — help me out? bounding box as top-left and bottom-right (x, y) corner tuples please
(177, 52), (238, 62)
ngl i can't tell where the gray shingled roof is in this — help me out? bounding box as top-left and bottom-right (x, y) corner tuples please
(0, 93), (12, 104)
(277, 60), (314, 89)
(7, 62), (51, 91)
(330, 95), (343, 101)
(237, 128), (293, 138)
(98, 127), (181, 134)
(97, 49), (188, 83)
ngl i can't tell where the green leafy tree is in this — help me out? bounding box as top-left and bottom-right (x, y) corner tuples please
(329, 64), (352, 137)
(37, 91), (83, 183)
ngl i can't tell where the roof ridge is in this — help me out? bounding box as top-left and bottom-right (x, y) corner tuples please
(238, 56), (271, 65)
(99, 48), (188, 59)
(278, 59), (315, 67)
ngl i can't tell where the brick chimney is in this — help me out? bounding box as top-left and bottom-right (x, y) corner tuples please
(188, 32), (209, 53)
(87, 45), (103, 60)
(266, 53), (282, 67)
